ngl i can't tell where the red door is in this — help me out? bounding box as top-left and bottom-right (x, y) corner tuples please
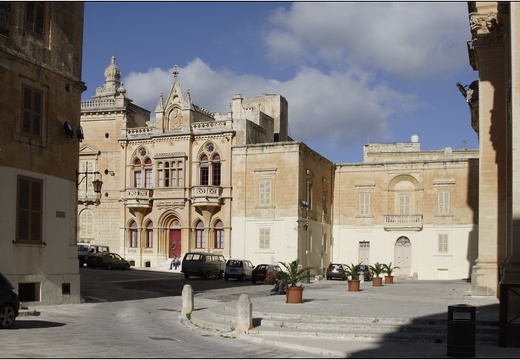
(169, 229), (181, 258)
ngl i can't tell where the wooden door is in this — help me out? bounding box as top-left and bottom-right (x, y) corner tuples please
(169, 229), (181, 258)
(394, 237), (411, 276)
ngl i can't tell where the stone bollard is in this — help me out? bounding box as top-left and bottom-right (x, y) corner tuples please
(235, 294), (252, 333)
(181, 284), (194, 317)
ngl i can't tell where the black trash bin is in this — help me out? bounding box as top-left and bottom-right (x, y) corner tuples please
(447, 304), (476, 357)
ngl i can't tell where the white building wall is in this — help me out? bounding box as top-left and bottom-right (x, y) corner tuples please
(0, 167), (81, 305)
(333, 224), (477, 280)
(231, 216), (299, 266)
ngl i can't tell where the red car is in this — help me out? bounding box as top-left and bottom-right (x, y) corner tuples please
(251, 264), (281, 284)
(326, 263), (347, 280)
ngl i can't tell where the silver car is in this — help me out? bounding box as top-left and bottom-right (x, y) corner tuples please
(224, 259), (255, 281)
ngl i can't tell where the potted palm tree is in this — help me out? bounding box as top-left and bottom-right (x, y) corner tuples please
(278, 259), (312, 303)
(382, 262), (400, 284)
(344, 263), (362, 291)
(369, 262), (384, 286)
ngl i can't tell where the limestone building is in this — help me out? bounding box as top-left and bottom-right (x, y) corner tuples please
(79, 58), (330, 270)
(80, 56), (480, 281)
(333, 139), (479, 280)
(0, 3), (85, 305)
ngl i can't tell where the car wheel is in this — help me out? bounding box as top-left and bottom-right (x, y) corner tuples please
(224, 275), (229, 281)
(204, 271), (210, 280)
(0, 304), (16, 328)
(184, 274), (190, 279)
(251, 279), (257, 284)
(106, 263), (112, 270)
(124, 263), (130, 270)
(218, 271), (224, 279)
(240, 274), (246, 282)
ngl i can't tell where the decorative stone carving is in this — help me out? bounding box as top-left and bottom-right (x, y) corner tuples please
(168, 107), (182, 130)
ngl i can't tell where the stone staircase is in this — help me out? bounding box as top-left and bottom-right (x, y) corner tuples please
(186, 302), (499, 345)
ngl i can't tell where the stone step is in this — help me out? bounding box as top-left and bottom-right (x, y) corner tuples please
(187, 302), (499, 344)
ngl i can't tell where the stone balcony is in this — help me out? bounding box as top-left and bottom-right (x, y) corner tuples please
(384, 214), (423, 231)
(123, 188), (153, 210)
(190, 186), (223, 207)
(78, 191), (100, 205)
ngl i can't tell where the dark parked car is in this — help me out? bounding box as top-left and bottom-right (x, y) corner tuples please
(326, 263), (347, 280)
(0, 272), (20, 328)
(251, 264), (281, 284)
(181, 252), (226, 279)
(86, 252), (131, 270)
(357, 264), (372, 281)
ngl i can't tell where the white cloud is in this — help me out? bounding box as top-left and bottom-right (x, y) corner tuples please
(120, 3), (469, 151)
(122, 59), (418, 147)
(264, 2), (470, 80)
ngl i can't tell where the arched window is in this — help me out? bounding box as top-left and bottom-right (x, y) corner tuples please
(199, 155), (209, 185)
(130, 221), (138, 248)
(214, 220), (224, 249)
(132, 149), (153, 188)
(79, 209), (93, 240)
(212, 154), (221, 186)
(144, 158), (153, 188)
(195, 220), (205, 248)
(146, 221), (153, 248)
(198, 145), (222, 186)
(133, 158), (142, 188)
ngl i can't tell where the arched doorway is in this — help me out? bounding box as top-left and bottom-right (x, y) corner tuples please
(394, 236), (411, 276)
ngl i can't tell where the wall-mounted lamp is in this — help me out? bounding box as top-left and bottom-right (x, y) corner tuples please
(104, 169), (115, 176)
(77, 170), (102, 193)
(76, 125), (84, 142)
(303, 224), (308, 231)
(300, 200), (309, 208)
(64, 122), (74, 139)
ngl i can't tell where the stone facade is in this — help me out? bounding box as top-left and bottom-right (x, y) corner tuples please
(464, 2), (520, 298)
(0, 3), (85, 305)
(80, 60), (480, 280)
(231, 142), (334, 273)
(334, 139), (479, 280)
(79, 58), (297, 269)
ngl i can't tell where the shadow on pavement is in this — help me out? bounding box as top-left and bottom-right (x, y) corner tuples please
(347, 303), (514, 359)
(10, 320), (66, 329)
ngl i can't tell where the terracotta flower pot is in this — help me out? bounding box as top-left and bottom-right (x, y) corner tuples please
(285, 286), (304, 303)
(372, 276), (383, 286)
(347, 279), (361, 291)
(384, 275), (394, 284)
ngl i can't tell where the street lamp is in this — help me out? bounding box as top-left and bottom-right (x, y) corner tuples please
(77, 171), (103, 193)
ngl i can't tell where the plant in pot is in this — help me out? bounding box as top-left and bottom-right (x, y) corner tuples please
(382, 262), (400, 284)
(278, 259), (312, 304)
(369, 262), (384, 286)
(344, 263), (362, 291)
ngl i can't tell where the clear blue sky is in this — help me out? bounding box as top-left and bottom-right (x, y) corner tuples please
(82, 2), (479, 163)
